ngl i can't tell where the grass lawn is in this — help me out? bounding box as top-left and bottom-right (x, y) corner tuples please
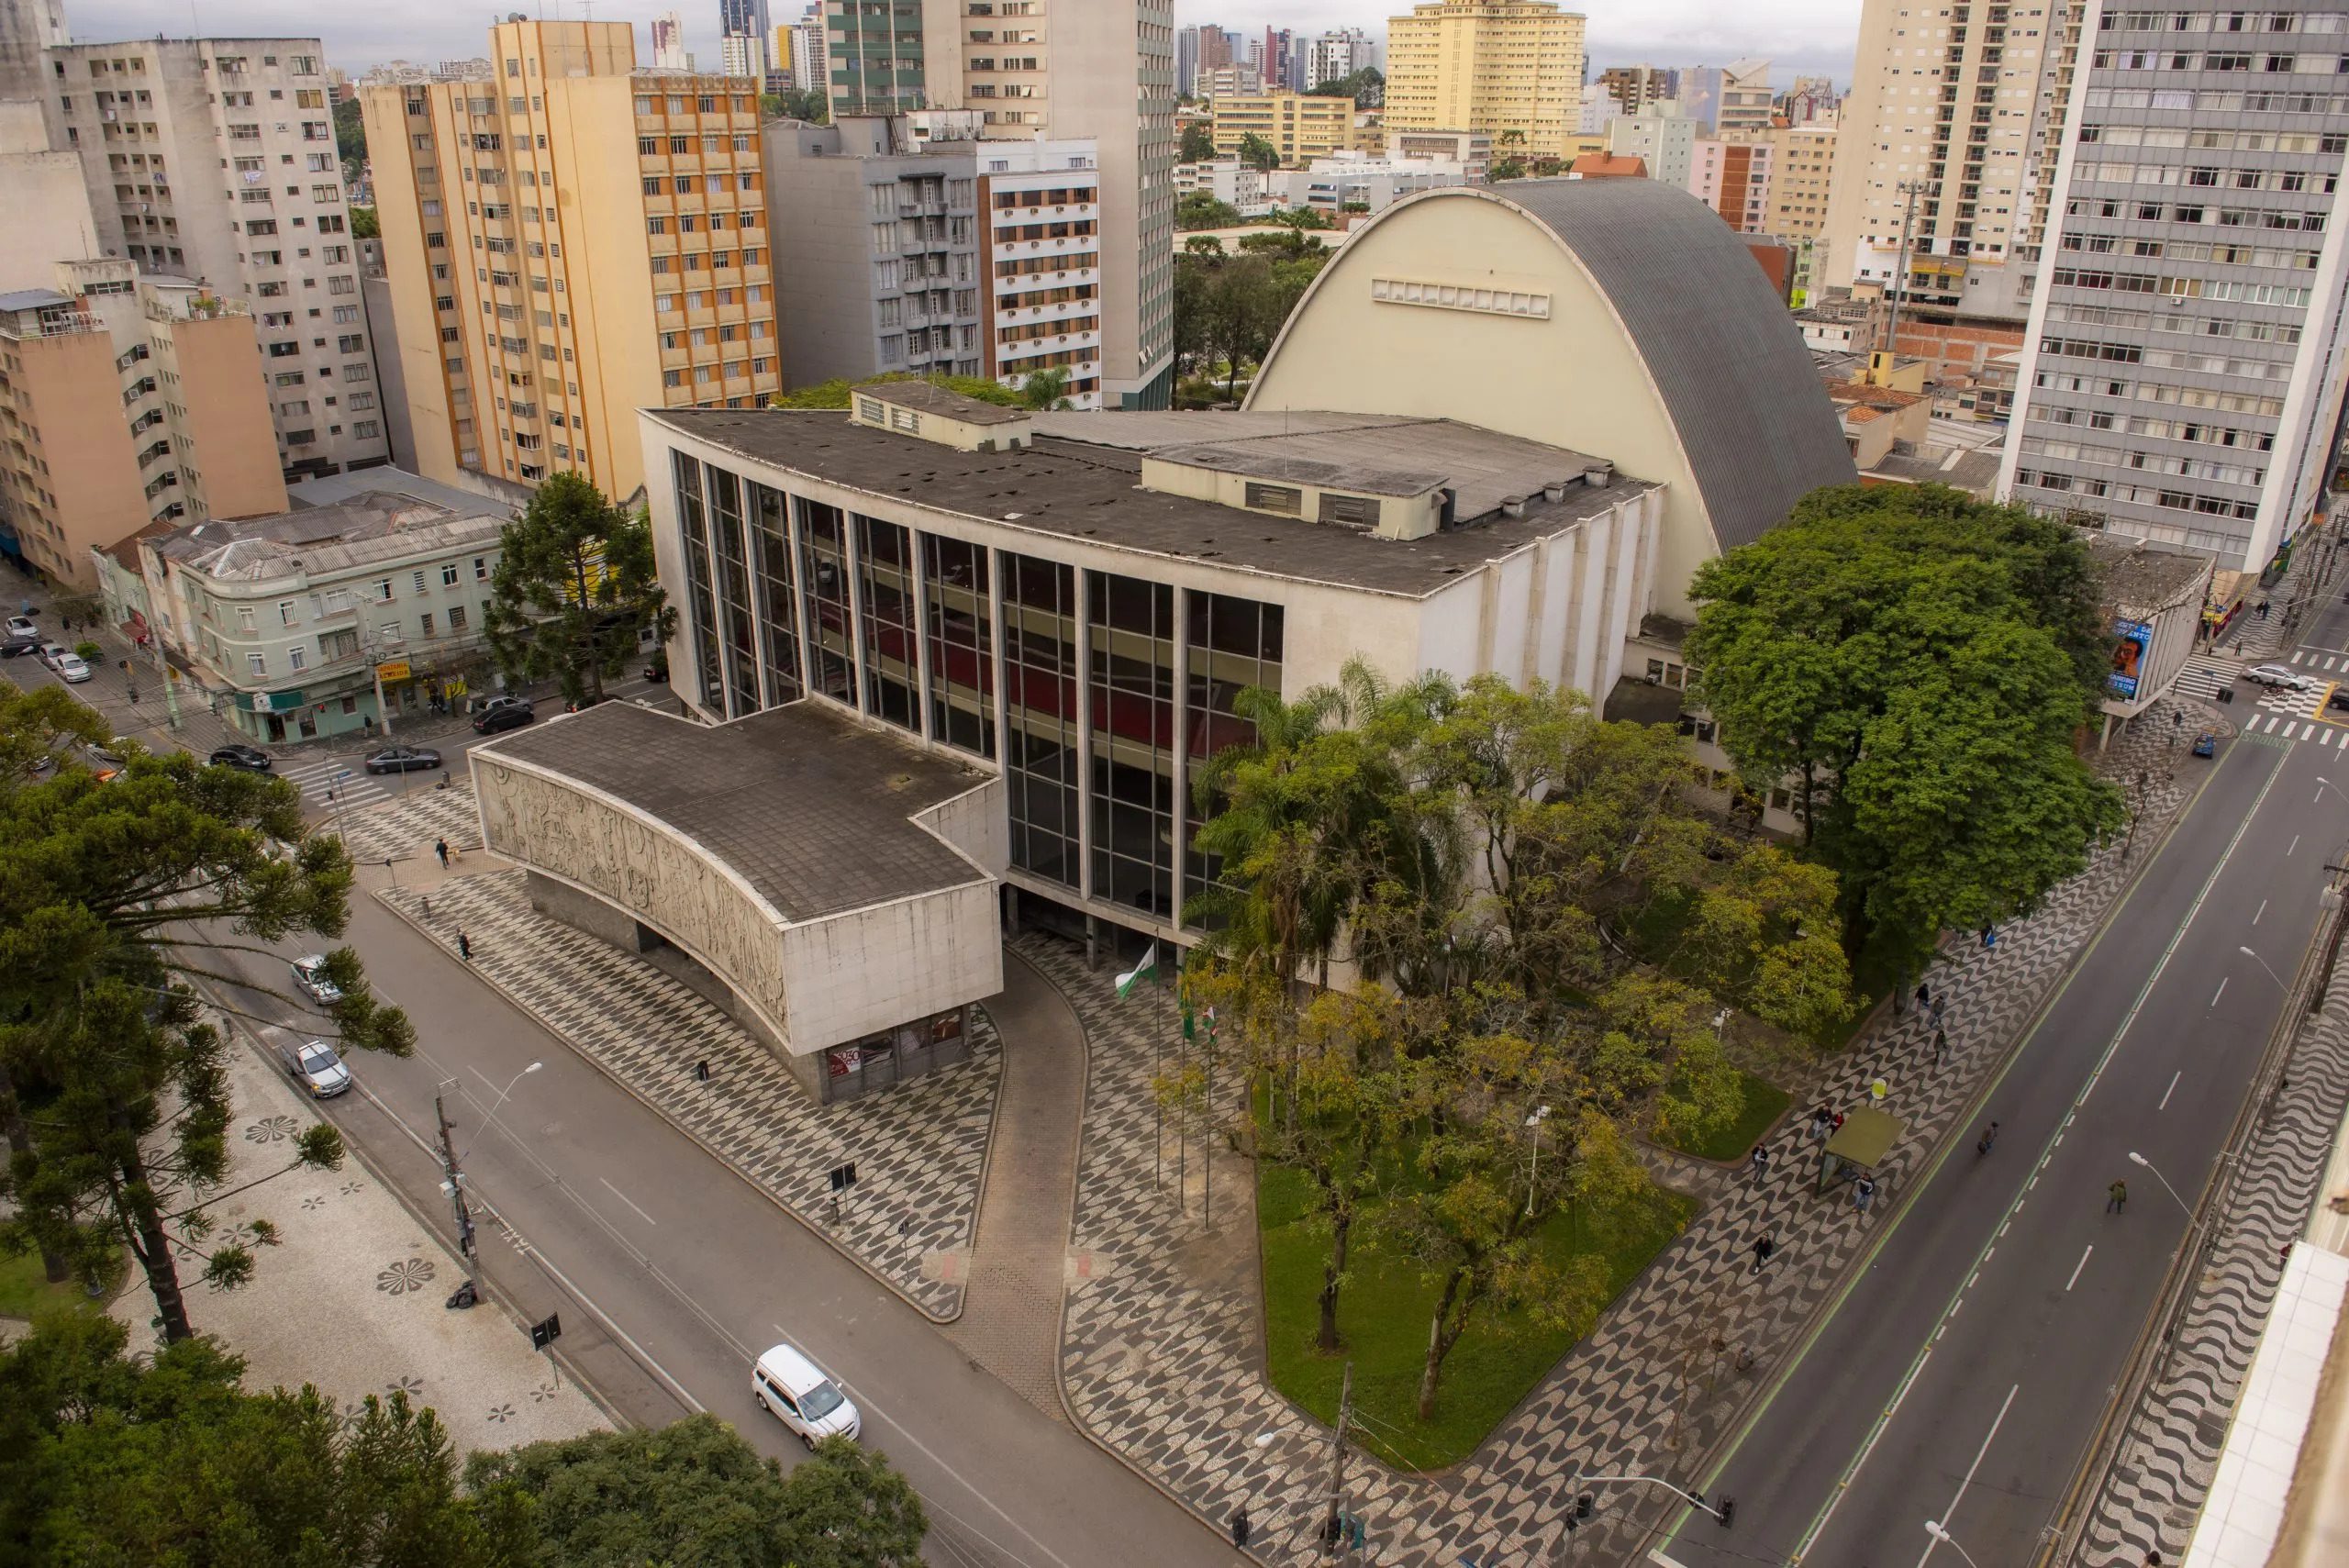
(1654, 1067), (1791, 1163)
(0, 1246), (116, 1322)
(1259, 1164), (1695, 1471)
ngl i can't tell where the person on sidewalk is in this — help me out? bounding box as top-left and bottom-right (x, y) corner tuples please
(1913, 981), (1932, 1012)
(434, 838), (450, 870)
(1930, 993), (1945, 1029)
(1809, 1104), (1835, 1141)
(456, 929), (473, 962)
(2108, 1179), (2128, 1214)
(1976, 1121), (2000, 1156)
(1750, 1233), (1776, 1275)
(1932, 1029), (1948, 1065)
(1748, 1144), (1772, 1185)
(1854, 1176), (1877, 1214)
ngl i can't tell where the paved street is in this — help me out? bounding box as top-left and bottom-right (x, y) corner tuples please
(1664, 557), (2349, 1568)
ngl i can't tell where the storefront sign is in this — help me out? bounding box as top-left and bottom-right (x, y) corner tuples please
(375, 660), (412, 683)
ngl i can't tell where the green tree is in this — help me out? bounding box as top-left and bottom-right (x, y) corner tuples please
(351, 204), (381, 239)
(0, 1315), (522, 1564)
(1486, 155), (1528, 182)
(483, 473), (675, 707)
(1013, 364), (1074, 410)
(773, 1436), (929, 1568)
(773, 86), (829, 124)
(1179, 121), (1218, 162)
(1686, 483), (2125, 982)
(1175, 191), (1241, 231)
(1307, 66), (1385, 107)
(773, 372), (1026, 412)
(761, 92), (785, 118)
(1236, 131), (1283, 172)
(46, 588), (106, 627)
(1268, 205), (1332, 230)
(333, 95), (367, 172)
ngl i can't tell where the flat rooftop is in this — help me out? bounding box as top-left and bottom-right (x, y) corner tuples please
(477, 700), (991, 924)
(864, 381), (1030, 426)
(651, 408), (1653, 600)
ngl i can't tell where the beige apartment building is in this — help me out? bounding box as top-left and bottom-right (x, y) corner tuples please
(1209, 90), (1353, 165)
(1763, 123), (1838, 246)
(362, 19), (778, 504)
(1384, 0), (1586, 161)
(0, 261), (284, 590)
(1818, 0), (2081, 325)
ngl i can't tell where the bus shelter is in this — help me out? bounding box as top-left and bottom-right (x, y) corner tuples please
(1817, 1106), (1904, 1193)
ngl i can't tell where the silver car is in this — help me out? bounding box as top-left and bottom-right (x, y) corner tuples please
(280, 1038), (351, 1098)
(290, 954), (343, 1006)
(2244, 663), (2312, 691)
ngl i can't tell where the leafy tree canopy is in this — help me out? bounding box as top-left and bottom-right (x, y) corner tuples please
(1176, 191), (1241, 231)
(483, 473), (675, 707)
(1686, 483), (2125, 981)
(773, 372), (1026, 411)
(1307, 66), (1385, 107)
(333, 95), (367, 171)
(1236, 132), (1283, 172)
(1178, 121), (1218, 162)
(351, 205), (381, 239)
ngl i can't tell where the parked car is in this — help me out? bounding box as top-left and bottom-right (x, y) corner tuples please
(751, 1342), (861, 1448)
(363, 745), (442, 774)
(2328, 689), (2349, 714)
(278, 1038), (351, 1099)
(290, 954), (343, 1006)
(2192, 732), (2218, 759)
(473, 704), (535, 736)
(53, 652), (91, 684)
(6, 614), (37, 639)
(0, 634), (40, 658)
(476, 694), (530, 717)
(643, 651), (670, 684)
(2244, 663), (2312, 691)
(36, 642), (69, 669)
(208, 743), (273, 772)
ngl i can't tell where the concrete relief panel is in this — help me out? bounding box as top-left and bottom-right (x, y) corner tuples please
(476, 759), (794, 1037)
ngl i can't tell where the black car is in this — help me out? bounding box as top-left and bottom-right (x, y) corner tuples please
(363, 745), (443, 774)
(0, 634), (40, 659)
(2329, 688), (2349, 713)
(472, 704), (535, 735)
(208, 743), (273, 772)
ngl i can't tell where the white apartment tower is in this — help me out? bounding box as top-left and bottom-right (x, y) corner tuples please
(46, 36), (389, 479)
(1999, 2), (2349, 573)
(1820, 1), (2085, 325)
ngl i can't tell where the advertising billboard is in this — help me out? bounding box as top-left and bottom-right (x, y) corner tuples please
(2110, 617), (2153, 699)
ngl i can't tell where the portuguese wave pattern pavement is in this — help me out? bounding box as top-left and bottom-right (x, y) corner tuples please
(1037, 704), (2216, 1565)
(2071, 969), (2349, 1567)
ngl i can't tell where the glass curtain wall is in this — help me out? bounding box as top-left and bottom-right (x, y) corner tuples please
(1000, 552), (1080, 886)
(796, 498), (856, 704)
(672, 450), (723, 712)
(749, 484), (803, 704)
(707, 464), (761, 717)
(1087, 573), (1177, 921)
(854, 515), (920, 731)
(921, 534), (994, 758)
(1182, 591), (1285, 915)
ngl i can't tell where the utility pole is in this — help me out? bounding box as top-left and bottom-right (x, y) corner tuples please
(434, 1086), (479, 1307)
(1321, 1362), (1353, 1561)
(1879, 178), (1926, 384)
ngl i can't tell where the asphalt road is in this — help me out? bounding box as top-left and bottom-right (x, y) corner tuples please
(1662, 596), (2349, 1568)
(206, 888), (1243, 1568)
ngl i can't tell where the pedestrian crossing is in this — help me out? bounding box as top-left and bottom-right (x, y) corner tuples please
(280, 757), (389, 813)
(2175, 654), (2243, 702)
(2286, 648), (2349, 672)
(2238, 712), (2349, 746)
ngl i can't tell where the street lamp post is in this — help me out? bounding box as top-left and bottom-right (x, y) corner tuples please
(463, 1061), (544, 1161)
(328, 767), (353, 843)
(2127, 1150), (2194, 1218)
(2237, 943), (2287, 991)
(1525, 1104), (1552, 1217)
(1924, 1519), (1983, 1568)
(433, 1062), (542, 1308)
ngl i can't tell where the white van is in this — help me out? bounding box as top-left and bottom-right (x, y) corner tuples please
(751, 1341), (861, 1446)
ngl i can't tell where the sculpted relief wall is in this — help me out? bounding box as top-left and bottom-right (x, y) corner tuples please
(475, 760), (796, 1048)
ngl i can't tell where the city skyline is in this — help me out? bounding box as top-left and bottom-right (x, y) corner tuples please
(65, 1), (1860, 88)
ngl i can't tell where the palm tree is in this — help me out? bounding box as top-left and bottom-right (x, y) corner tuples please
(1014, 366), (1075, 411)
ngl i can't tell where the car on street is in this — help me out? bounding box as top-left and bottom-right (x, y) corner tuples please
(472, 701), (534, 735)
(278, 1038), (351, 1098)
(751, 1342), (860, 1447)
(0, 634), (40, 658)
(6, 614), (37, 639)
(2329, 689), (2349, 714)
(36, 642), (70, 669)
(53, 652), (91, 684)
(2244, 663), (2312, 690)
(290, 954), (343, 1006)
(208, 743), (273, 772)
(363, 745), (442, 774)
(2193, 732), (2218, 758)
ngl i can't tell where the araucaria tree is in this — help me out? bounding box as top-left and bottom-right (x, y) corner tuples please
(1187, 662), (1851, 1417)
(0, 717), (413, 1343)
(484, 472), (675, 706)
(1686, 484), (2125, 984)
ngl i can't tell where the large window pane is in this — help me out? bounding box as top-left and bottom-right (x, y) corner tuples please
(921, 534), (994, 758)
(1088, 572), (1176, 921)
(673, 450), (721, 712)
(1183, 590), (1284, 917)
(796, 498), (855, 704)
(1001, 552), (1078, 886)
(750, 484), (803, 703)
(855, 515), (918, 731)
(707, 463), (759, 717)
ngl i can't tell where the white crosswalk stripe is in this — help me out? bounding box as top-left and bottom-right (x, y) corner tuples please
(279, 758), (388, 810)
(2175, 653), (2243, 703)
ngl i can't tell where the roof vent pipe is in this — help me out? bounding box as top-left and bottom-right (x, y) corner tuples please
(1542, 481), (1566, 501)
(1500, 495), (1527, 518)
(1583, 461), (1613, 487)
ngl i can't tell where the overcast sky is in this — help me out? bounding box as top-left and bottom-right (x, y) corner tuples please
(67, 2), (1860, 91)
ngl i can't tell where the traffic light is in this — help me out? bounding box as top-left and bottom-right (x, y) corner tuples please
(1715, 1496), (1736, 1529)
(1575, 1494), (1594, 1520)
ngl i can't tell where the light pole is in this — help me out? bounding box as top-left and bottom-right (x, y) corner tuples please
(328, 767), (353, 842)
(2317, 776), (2349, 808)
(2127, 1150), (2194, 1218)
(1525, 1104), (1553, 1217)
(2237, 943), (2287, 991)
(1924, 1519), (1983, 1568)
(462, 1061), (543, 1160)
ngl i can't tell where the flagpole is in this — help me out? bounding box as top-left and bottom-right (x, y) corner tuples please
(1157, 948), (1168, 1193)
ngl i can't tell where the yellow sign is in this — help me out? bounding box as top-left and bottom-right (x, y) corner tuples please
(375, 661), (412, 683)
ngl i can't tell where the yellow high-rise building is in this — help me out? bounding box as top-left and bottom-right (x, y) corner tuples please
(362, 20), (779, 503)
(1210, 91), (1354, 166)
(1384, 1), (1586, 161)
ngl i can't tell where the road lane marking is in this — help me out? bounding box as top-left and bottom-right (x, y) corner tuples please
(2161, 1071), (2181, 1110)
(1915, 1385), (2020, 1567)
(2290, 835), (2302, 856)
(599, 1177), (658, 1227)
(2212, 975), (2230, 1008)
(2255, 898), (2269, 925)
(2066, 1247), (2094, 1292)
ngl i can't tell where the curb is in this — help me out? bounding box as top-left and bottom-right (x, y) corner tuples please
(370, 884), (976, 1327)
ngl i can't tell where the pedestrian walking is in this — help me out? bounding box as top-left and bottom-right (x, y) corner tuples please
(1750, 1233), (1776, 1275)
(1930, 993), (1945, 1029)
(1976, 1121), (1999, 1156)
(456, 929), (473, 962)
(1982, 926), (1999, 951)
(2258, 598), (2271, 619)
(2108, 1179), (2128, 1214)
(1809, 1104), (1835, 1141)
(1748, 1143), (1772, 1184)
(1932, 1029), (1948, 1065)
(434, 837), (450, 870)
(1913, 981), (1932, 1011)
(1230, 1506), (1251, 1547)
(1854, 1176), (1877, 1213)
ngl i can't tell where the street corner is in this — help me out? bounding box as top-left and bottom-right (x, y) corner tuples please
(923, 1245), (968, 1284)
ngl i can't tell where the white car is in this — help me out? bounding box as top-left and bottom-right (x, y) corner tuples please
(6, 614), (36, 639)
(2244, 663), (2312, 691)
(279, 1038), (351, 1098)
(53, 652), (91, 684)
(751, 1342), (861, 1447)
(290, 954), (343, 1006)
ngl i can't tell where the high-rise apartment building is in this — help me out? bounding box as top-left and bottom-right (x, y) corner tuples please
(1607, 107), (1698, 191)
(1690, 138), (1775, 234)
(719, 0), (771, 81)
(362, 19), (779, 502)
(45, 37), (389, 481)
(1820, 1), (2080, 328)
(1778, 74), (1841, 125)
(1761, 123), (1839, 248)
(1308, 29), (1377, 89)
(0, 260), (286, 589)
(778, 6), (825, 95)
(1999, 2), (2349, 572)
(1680, 60), (1775, 138)
(1211, 90), (1353, 166)
(1385, 0), (1586, 161)
(1176, 25), (1199, 97)
(827, 2), (1175, 408)
(651, 11), (689, 72)
(1597, 65), (1678, 120)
